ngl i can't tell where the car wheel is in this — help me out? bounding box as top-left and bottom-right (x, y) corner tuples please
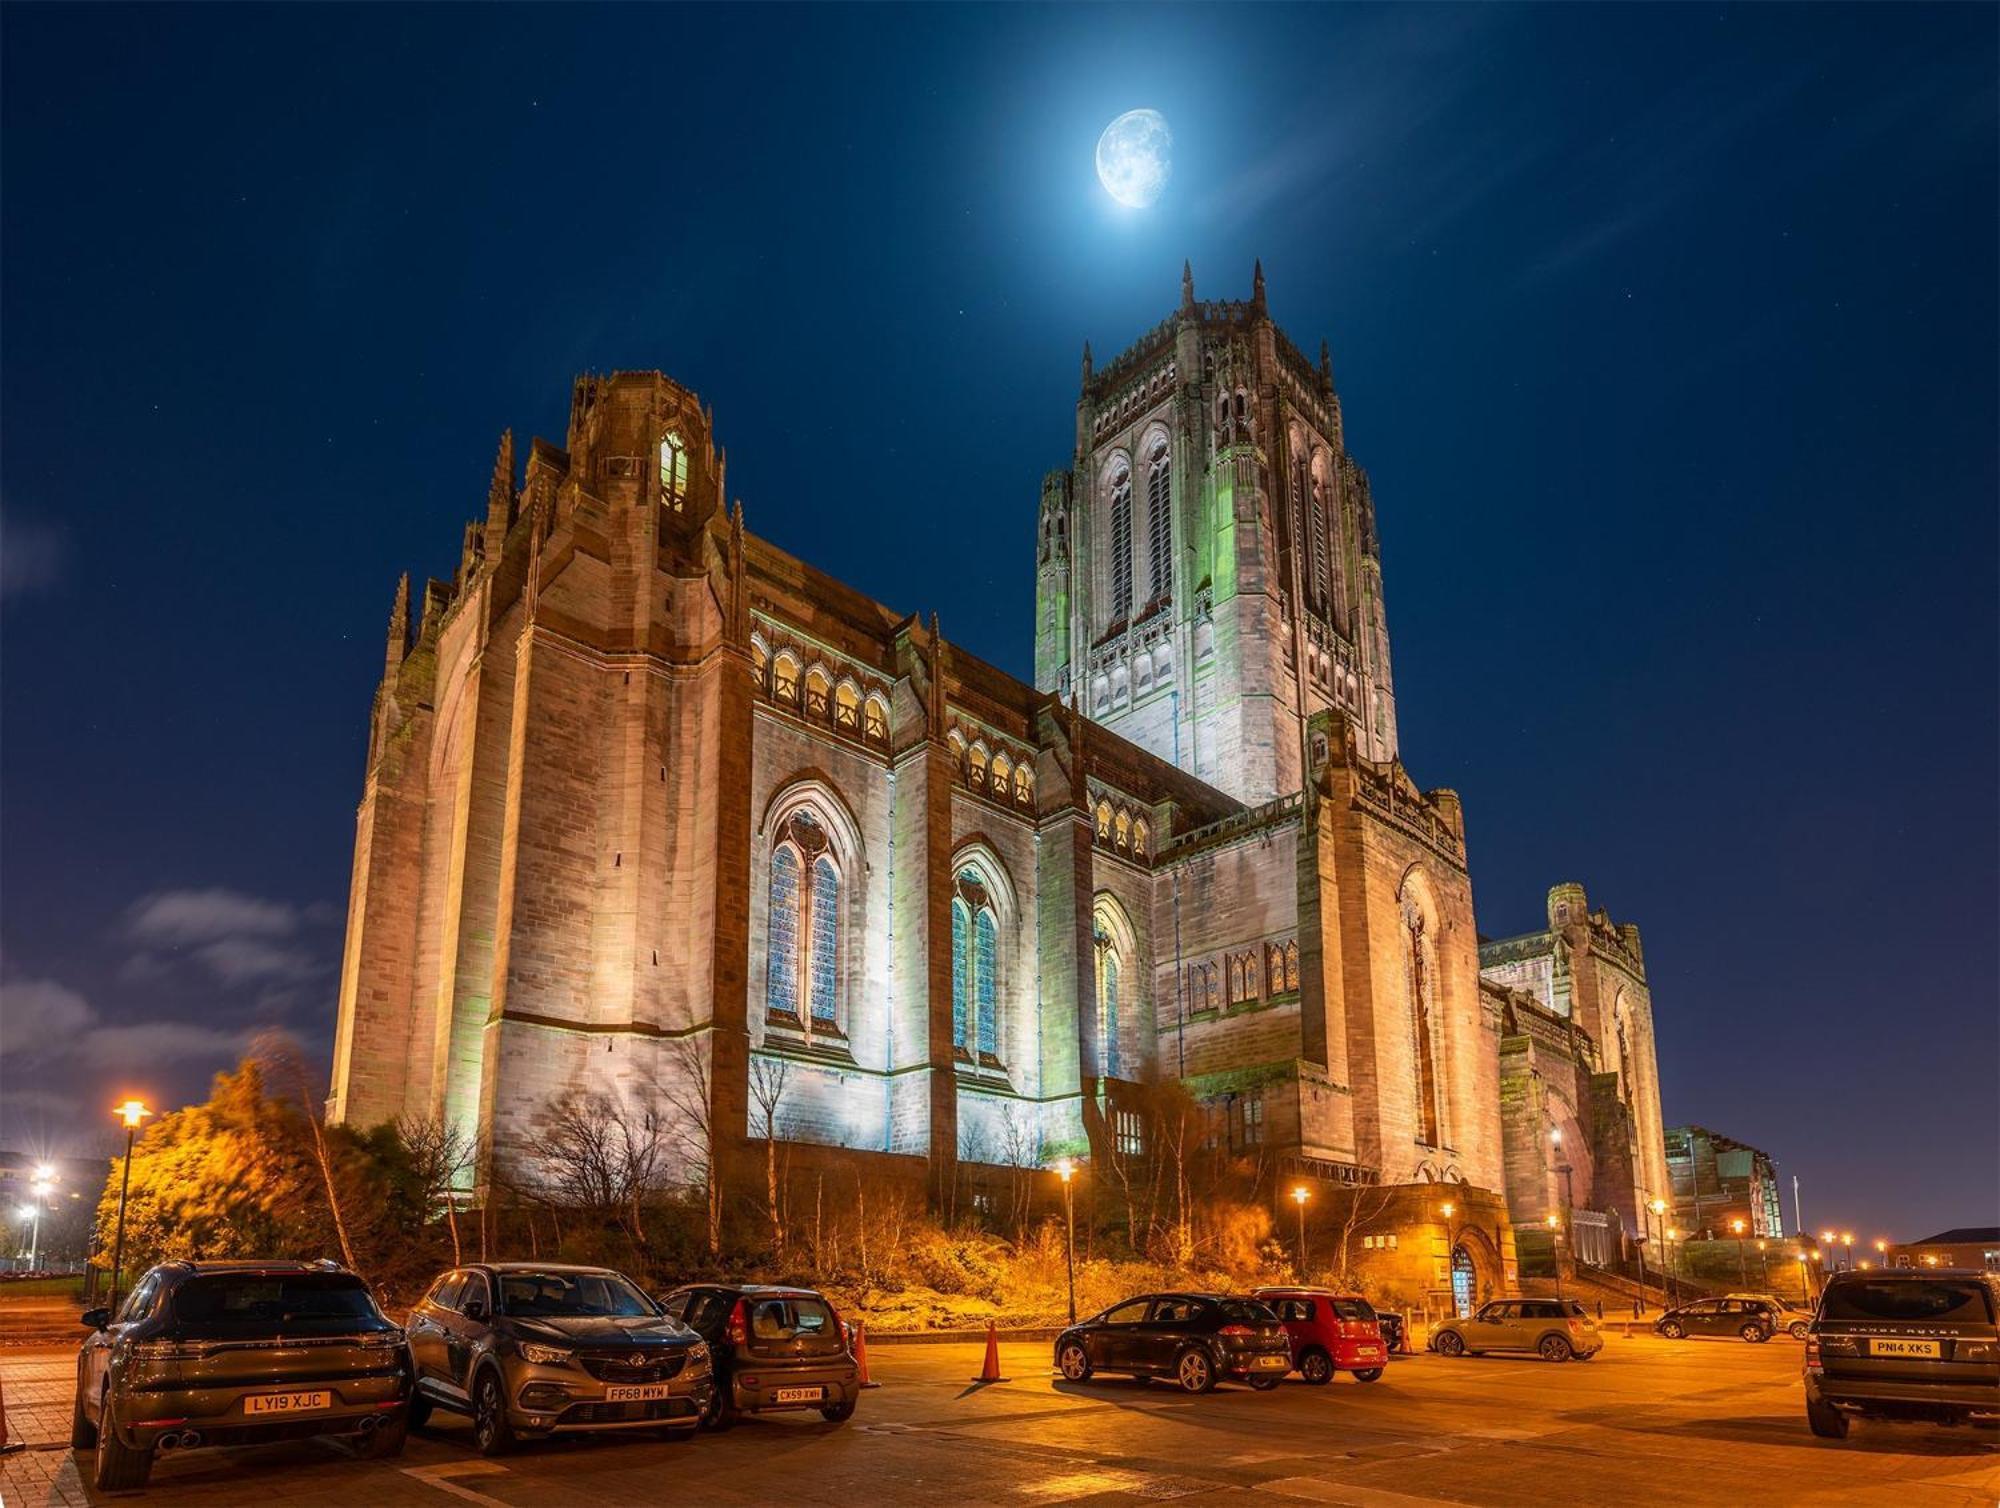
(1433, 1330), (1465, 1358)
(70, 1387), (98, 1450)
(358, 1414), (408, 1459)
(1789, 1321), (1809, 1341)
(1740, 1322), (1769, 1344)
(1539, 1334), (1574, 1363)
(471, 1369), (514, 1456)
(1175, 1348), (1215, 1394)
(1353, 1368), (1384, 1382)
(1299, 1348), (1334, 1385)
(91, 1393), (154, 1492)
(1057, 1342), (1093, 1383)
(406, 1391), (433, 1431)
(699, 1382), (737, 1431)
(1248, 1373), (1283, 1391)
(1659, 1321), (1685, 1339)
(1806, 1397), (1849, 1440)
(820, 1398), (857, 1424)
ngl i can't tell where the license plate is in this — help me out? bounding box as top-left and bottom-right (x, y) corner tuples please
(1256, 1355), (1289, 1368)
(1869, 1338), (1941, 1358)
(603, 1384), (672, 1402)
(1355, 1348), (1382, 1359)
(773, 1386), (824, 1402)
(245, 1390), (331, 1415)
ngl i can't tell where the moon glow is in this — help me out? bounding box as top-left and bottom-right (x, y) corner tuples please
(1096, 109), (1172, 208)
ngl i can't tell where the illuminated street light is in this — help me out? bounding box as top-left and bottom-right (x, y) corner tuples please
(1055, 1158), (1077, 1324)
(1730, 1218), (1749, 1284)
(1546, 1212), (1566, 1302)
(108, 1098), (154, 1313)
(1291, 1185), (1310, 1277)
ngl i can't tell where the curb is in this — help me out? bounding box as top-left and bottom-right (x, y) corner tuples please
(865, 1327), (1064, 1345)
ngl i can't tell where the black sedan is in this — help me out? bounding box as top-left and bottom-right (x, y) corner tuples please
(1053, 1293), (1292, 1393)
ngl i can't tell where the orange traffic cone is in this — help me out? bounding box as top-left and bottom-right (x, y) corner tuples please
(975, 1320), (1004, 1383)
(855, 1319), (880, 1389)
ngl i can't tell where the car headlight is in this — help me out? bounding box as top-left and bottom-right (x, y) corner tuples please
(686, 1343), (710, 1372)
(518, 1342), (574, 1366)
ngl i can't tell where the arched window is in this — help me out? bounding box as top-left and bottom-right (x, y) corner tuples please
(766, 810), (839, 1038)
(863, 693), (889, 742)
(1013, 763), (1034, 804)
(1145, 434), (1171, 602)
(804, 667), (831, 721)
(1403, 894), (1442, 1147)
(1131, 817), (1148, 855)
(1309, 462), (1332, 612)
(968, 743), (989, 790)
(990, 752), (1012, 796)
(951, 869), (1000, 1063)
(1114, 810), (1131, 850)
(1267, 942), (1285, 990)
(751, 638), (770, 687)
(834, 682), (860, 730)
(1108, 463), (1133, 621)
(1095, 800), (1113, 839)
(1094, 927), (1122, 1079)
(1284, 940), (1300, 992)
(659, 431), (688, 509)
(773, 653), (800, 704)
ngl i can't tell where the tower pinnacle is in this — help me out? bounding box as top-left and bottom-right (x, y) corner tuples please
(1252, 259), (1267, 312)
(1181, 259), (1195, 311)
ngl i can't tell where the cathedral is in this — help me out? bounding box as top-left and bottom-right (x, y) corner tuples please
(327, 265), (1669, 1310)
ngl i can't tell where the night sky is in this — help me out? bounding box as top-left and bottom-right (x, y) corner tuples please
(2, 5), (1993, 1241)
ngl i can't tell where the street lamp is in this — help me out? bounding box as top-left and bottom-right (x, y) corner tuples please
(1873, 1238), (1888, 1267)
(1546, 1212), (1565, 1302)
(1666, 1228), (1681, 1307)
(1291, 1186), (1310, 1278)
(1055, 1159), (1077, 1325)
(1841, 1233), (1854, 1272)
(109, 1099), (152, 1314)
(1819, 1229), (1837, 1271)
(1756, 1238), (1769, 1286)
(1646, 1198), (1669, 1314)
(23, 1175), (55, 1270)
(1730, 1218), (1748, 1285)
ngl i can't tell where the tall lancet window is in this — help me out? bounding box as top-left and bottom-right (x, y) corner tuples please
(1145, 435), (1172, 604)
(766, 810), (840, 1038)
(1309, 463), (1332, 613)
(952, 870), (1000, 1063)
(1108, 463), (1134, 622)
(1403, 896), (1442, 1146)
(660, 431), (688, 509)
(1094, 926), (1122, 1079)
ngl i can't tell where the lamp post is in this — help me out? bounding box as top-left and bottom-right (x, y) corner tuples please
(1547, 1213), (1564, 1302)
(1820, 1230), (1838, 1272)
(108, 1100), (152, 1315)
(1841, 1233), (1854, 1273)
(1756, 1239), (1769, 1287)
(1056, 1159), (1077, 1325)
(1666, 1228), (1681, 1307)
(1730, 1218), (1748, 1285)
(1291, 1186), (1310, 1279)
(1873, 1238), (1888, 1269)
(23, 1171), (55, 1270)
(1647, 1198), (1669, 1314)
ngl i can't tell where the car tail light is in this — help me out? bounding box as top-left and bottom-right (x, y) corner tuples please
(1218, 1324), (1254, 1337)
(725, 1299), (748, 1346)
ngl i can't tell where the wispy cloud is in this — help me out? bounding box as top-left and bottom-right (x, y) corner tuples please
(0, 514), (66, 603)
(127, 888), (305, 946)
(123, 887), (333, 993)
(0, 973), (248, 1071)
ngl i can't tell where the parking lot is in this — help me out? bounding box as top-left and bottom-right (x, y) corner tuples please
(4, 1332), (1996, 1506)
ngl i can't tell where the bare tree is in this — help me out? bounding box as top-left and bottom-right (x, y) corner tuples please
(255, 1033), (359, 1271)
(746, 1055), (791, 1256)
(396, 1112), (476, 1265)
(531, 1086), (675, 1250)
(661, 1035), (722, 1256)
(997, 1103), (1041, 1242)
(1330, 1179), (1398, 1284)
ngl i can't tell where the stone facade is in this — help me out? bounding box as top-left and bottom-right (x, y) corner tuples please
(328, 267), (1677, 1317)
(1664, 1123), (1784, 1239)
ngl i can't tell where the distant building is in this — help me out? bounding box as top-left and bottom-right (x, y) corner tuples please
(1665, 1125), (1783, 1239)
(1888, 1228), (2000, 1272)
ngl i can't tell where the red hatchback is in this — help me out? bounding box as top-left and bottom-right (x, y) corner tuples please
(1252, 1287), (1389, 1384)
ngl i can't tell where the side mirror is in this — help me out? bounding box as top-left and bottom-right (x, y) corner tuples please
(81, 1308), (110, 1330)
(462, 1299), (487, 1324)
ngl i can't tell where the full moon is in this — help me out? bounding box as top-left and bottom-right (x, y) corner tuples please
(1096, 109), (1172, 208)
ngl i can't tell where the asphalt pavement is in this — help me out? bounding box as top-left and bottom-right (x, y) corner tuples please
(3, 1333), (1995, 1506)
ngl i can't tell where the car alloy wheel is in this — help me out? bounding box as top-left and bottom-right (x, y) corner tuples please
(1058, 1342), (1092, 1382)
(1176, 1349), (1214, 1394)
(1789, 1321), (1809, 1340)
(1353, 1367), (1384, 1382)
(1539, 1334), (1573, 1363)
(473, 1371), (512, 1455)
(1740, 1322), (1768, 1344)
(1434, 1331), (1465, 1358)
(1660, 1321), (1685, 1339)
(1299, 1348), (1334, 1385)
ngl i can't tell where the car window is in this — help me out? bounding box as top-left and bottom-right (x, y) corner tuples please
(117, 1274), (159, 1324)
(497, 1270), (656, 1318)
(1101, 1299), (1151, 1326)
(690, 1292), (732, 1331)
(173, 1273), (385, 1334)
(1719, 1300), (1748, 1313)
(749, 1296), (835, 1340)
(1218, 1300), (1278, 1324)
(1520, 1302), (1555, 1319)
(1276, 1298), (1314, 1322)
(1331, 1298), (1377, 1321)
(1151, 1297), (1203, 1325)
(1821, 1280), (1994, 1324)
(1479, 1302), (1514, 1321)
(660, 1289), (690, 1319)
(1564, 1301), (1588, 1318)
(431, 1273), (467, 1313)
(460, 1272), (492, 1316)
(1687, 1300), (1719, 1314)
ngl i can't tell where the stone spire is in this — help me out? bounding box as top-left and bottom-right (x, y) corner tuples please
(1181, 258), (1195, 312)
(1080, 340), (1093, 386)
(484, 429), (515, 559)
(385, 572), (410, 678)
(1252, 259), (1267, 312)
(1319, 339), (1334, 393)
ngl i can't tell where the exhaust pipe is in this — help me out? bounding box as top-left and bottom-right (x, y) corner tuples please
(157, 1432), (183, 1452)
(356, 1415), (380, 1434)
(181, 1431), (202, 1449)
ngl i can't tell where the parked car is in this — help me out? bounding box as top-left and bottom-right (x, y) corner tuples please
(1804, 1268), (2000, 1439)
(1053, 1292), (1292, 1393)
(405, 1263), (710, 1453)
(72, 1259), (413, 1492)
(1430, 1298), (1603, 1362)
(658, 1282), (861, 1428)
(1726, 1292), (1814, 1340)
(1251, 1286), (1389, 1383)
(1655, 1296), (1783, 1343)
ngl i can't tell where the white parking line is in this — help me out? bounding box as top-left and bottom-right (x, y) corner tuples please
(398, 1459), (514, 1507)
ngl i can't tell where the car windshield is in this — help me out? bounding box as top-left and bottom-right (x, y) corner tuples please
(1330, 1298), (1377, 1321)
(1821, 1280), (1993, 1324)
(750, 1296), (837, 1340)
(173, 1273), (387, 1334)
(1219, 1300), (1279, 1324)
(497, 1271), (656, 1318)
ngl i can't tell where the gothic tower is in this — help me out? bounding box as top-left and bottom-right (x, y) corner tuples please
(1034, 262), (1398, 806)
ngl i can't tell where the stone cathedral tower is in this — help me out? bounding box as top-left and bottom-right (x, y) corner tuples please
(1035, 262), (1397, 807)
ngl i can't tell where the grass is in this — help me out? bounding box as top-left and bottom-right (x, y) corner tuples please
(0, 1275), (87, 1300)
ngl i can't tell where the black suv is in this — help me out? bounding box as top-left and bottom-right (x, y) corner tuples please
(73, 1260), (412, 1492)
(407, 1264), (711, 1452)
(1054, 1292), (1292, 1393)
(660, 1282), (860, 1428)
(1805, 1268), (2000, 1438)
(1655, 1296), (1786, 1343)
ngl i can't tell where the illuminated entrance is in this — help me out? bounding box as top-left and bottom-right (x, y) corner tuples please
(1451, 1244), (1476, 1317)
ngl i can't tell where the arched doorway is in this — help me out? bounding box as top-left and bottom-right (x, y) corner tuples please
(1450, 1245), (1477, 1318)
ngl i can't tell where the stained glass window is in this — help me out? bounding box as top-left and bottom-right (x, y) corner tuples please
(975, 910), (998, 1058)
(766, 847), (800, 1019)
(1146, 439), (1171, 602)
(810, 856), (838, 1022)
(1109, 466), (1133, 621)
(951, 899), (969, 1051)
(660, 431), (688, 507)
(1102, 952), (1120, 1078)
